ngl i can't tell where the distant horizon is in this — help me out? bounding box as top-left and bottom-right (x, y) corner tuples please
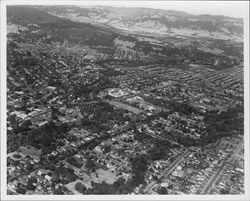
(77, 4), (243, 19)
(4, 1), (249, 19)
(75, 1), (247, 19)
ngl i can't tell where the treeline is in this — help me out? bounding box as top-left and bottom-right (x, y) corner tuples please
(101, 68), (125, 77)
(81, 102), (130, 132)
(7, 120), (70, 153)
(73, 75), (118, 97)
(201, 106), (243, 145)
(75, 177), (133, 194)
(135, 103), (243, 148)
(142, 97), (200, 116)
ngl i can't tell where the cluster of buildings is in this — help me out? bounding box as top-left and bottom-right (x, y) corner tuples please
(157, 151), (221, 194)
(209, 164), (244, 194)
(7, 34), (244, 195)
(137, 113), (205, 144)
(124, 96), (158, 114)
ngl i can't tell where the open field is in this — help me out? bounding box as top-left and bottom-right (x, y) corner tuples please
(105, 100), (143, 114)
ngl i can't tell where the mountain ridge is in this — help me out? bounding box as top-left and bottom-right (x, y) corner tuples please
(33, 5), (243, 42)
(7, 6), (243, 68)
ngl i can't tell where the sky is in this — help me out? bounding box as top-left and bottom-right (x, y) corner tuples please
(76, 0), (248, 18)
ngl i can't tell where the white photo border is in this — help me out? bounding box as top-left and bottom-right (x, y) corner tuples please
(1, 0), (249, 200)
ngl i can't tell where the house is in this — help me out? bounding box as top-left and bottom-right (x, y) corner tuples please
(94, 146), (102, 153)
(8, 182), (16, 189)
(45, 175), (52, 181)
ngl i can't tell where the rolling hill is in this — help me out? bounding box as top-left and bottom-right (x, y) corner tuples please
(7, 6), (243, 67)
(36, 5), (243, 42)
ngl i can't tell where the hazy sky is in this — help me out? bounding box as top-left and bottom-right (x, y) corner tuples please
(76, 0), (248, 18)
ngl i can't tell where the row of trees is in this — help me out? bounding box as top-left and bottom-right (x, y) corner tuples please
(75, 177), (133, 194)
(66, 156), (83, 169)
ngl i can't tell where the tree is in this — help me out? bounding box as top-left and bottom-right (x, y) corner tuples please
(157, 186), (168, 194)
(41, 132), (53, 147)
(89, 181), (115, 194)
(16, 187), (26, 194)
(51, 107), (59, 119)
(130, 155), (148, 187)
(75, 182), (86, 193)
(104, 94), (112, 100)
(53, 188), (63, 195)
(85, 158), (97, 172)
(7, 114), (18, 126)
(26, 179), (36, 190)
(113, 177), (125, 189)
(26, 163), (33, 171)
(103, 145), (111, 154)
(45, 164), (56, 171)
(52, 174), (61, 184)
(20, 120), (32, 130)
(220, 188), (230, 194)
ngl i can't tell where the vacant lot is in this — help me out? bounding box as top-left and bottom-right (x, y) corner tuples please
(91, 168), (118, 184)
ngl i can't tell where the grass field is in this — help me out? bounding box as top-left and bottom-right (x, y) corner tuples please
(106, 100), (143, 114)
(65, 180), (84, 195)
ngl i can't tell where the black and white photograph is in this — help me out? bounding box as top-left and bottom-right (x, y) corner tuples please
(0, 0), (249, 200)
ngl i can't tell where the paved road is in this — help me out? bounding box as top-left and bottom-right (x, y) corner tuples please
(201, 137), (243, 194)
(143, 132), (183, 147)
(143, 149), (189, 193)
(201, 162), (226, 194)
